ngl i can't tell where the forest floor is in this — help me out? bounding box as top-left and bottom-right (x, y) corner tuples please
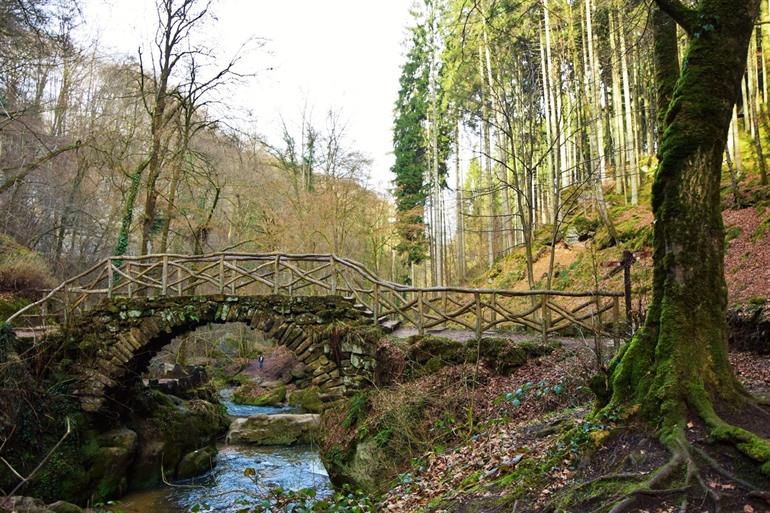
(377, 344), (770, 513)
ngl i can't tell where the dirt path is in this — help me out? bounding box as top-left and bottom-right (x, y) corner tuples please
(389, 326), (613, 351)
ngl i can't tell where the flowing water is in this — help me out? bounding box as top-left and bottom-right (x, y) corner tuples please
(110, 390), (332, 512)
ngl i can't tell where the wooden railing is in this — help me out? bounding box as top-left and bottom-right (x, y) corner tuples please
(5, 252), (626, 339)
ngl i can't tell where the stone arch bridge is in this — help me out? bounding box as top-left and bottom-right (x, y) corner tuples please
(6, 252), (625, 411)
(45, 295), (377, 412)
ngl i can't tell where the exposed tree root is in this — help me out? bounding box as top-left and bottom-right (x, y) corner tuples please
(749, 490), (770, 503)
(573, 472), (647, 492)
(583, 416), (770, 513)
(690, 388), (770, 476)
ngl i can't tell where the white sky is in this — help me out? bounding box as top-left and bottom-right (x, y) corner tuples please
(77, 0), (415, 191)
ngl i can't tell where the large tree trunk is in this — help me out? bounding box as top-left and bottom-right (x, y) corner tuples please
(608, 0), (767, 467)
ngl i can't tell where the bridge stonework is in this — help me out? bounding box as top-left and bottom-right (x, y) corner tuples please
(55, 295), (379, 412)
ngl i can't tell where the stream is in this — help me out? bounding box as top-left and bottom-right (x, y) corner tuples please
(110, 391), (333, 512)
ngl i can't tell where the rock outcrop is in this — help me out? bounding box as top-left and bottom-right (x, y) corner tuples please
(127, 389), (229, 489)
(728, 302), (770, 353)
(176, 446), (218, 479)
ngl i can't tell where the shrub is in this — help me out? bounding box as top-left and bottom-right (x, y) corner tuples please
(0, 260), (55, 298)
(0, 234), (55, 298)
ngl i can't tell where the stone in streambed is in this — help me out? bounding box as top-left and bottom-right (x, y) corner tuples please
(232, 383), (286, 406)
(46, 501), (84, 513)
(176, 445), (217, 479)
(288, 386), (324, 413)
(226, 413), (320, 445)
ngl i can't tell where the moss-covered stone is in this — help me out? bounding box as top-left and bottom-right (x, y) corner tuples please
(226, 414), (320, 445)
(176, 445), (217, 479)
(288, 386), (325, 413)
(87, 428), (137, 500)
(405, 336), (553, 377)
(127, 390), (229, 489)
(232, 383), (286, 406)
(46, 501), (83, 513)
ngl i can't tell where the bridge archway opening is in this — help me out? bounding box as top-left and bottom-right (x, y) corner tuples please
(143, 321), (321, 401)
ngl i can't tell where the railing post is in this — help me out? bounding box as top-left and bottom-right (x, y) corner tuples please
(621, 250), (634, 331)
(63, 285), (70, 327)
(106, 259), (114, 299)
(330, 256), (337, 295)
(177, 266), (183, 296)
(417, 290), (424, 336)
(491, 292), (497, 323)
(442, 290), (448, 328)
(273, 255), (280, 295)
(474, 292), (482, 340)
(612, 296), (621, 348)
(541, 293), (549, 343)
(373, 284), (380, 325)
(127, 262), (133, 298)
(161, 255), (169, 296)
(218, 255), (225, 294)
(594, 294), (603, 333)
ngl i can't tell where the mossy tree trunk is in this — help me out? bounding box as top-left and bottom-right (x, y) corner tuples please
(607, 0), (769, 470)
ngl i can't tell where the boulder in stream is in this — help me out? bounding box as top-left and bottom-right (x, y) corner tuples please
(176, 445), (217, 479)
(288, 386), (325, 413)
(232, 383), (287, 406)
(226, 413), (320, 445)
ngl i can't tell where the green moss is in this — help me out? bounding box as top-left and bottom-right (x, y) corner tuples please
(406, 336), (553, 377)
(288, 386), (324, 413)
(232, 383), (286, 406)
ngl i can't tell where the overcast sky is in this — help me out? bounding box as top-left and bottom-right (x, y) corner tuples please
(77, 0), (415, 191)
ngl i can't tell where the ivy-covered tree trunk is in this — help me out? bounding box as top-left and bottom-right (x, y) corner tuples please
(607, 0), (770, 472)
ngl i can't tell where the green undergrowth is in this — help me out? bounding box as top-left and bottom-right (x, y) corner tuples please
(0, 295), (30, 323)
(319, 336), (561, 502)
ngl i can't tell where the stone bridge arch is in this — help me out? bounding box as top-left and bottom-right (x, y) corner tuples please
(54, 295), (378, 412)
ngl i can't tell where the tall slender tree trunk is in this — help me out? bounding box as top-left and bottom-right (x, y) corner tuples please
(455, 122), (466, 283)
(609, 6), (627, 198)
(114, 159), (150, 260)
(585, 0), (618, 243)
(483, 27), (514, 253)
(618, 6), (639, 204)
(748, 30), (769, 185)
(730, 105), (744, 174)
(479, 43), (495, 266)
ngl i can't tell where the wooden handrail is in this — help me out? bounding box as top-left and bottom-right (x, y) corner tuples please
(5, 252), (627, 340)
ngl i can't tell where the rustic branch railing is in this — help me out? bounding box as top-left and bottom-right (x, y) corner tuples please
(6, 252), (626, 339)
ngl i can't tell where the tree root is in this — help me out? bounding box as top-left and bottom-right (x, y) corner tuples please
(587, 426), (770, 513)
(749, 490), (770, 504)
(573, 472), (646, 492)
(690, 444), (758, 491)
(690, 389), (770, 476)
